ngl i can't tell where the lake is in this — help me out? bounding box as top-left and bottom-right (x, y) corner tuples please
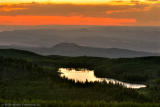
(58, 68), (146, 89)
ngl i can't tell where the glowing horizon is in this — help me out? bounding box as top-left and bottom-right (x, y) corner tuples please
(0, 0), (159, 26)
(0, 16), (136, 26)
(0, 0), (159, 5)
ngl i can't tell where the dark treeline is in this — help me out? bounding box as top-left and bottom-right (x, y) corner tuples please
(0, 56), (149, 102)
(0, 49), (160, 106)
(49, 56), (160, 84)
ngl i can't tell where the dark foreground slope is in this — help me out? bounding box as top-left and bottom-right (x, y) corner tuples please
(0, 49), (160, 106)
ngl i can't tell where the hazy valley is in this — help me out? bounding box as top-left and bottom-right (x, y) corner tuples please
(0, 26), (160, 107)
(0, 26), (159, 53)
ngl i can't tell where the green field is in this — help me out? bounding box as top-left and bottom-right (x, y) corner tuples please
(0, 49), (160, 106)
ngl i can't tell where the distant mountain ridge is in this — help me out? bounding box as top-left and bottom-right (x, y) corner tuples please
(0, 43), (159, 58)
(0, 27), (159, 53)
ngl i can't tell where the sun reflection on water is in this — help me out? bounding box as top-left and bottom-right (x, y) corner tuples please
(58, 68), (146, 89)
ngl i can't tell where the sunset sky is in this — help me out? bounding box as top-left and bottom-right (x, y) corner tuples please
(0, 0), (160, 26)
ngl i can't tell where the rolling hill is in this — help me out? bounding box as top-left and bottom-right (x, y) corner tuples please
(0, 43), (159, 58)
(0, 49), (160, 106)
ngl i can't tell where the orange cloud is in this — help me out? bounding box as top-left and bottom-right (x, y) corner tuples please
(0, 16), (136, 26)
(0, 7), (27, 12)
(0, 3), (159, 26)
(106, 6), (151, 14)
